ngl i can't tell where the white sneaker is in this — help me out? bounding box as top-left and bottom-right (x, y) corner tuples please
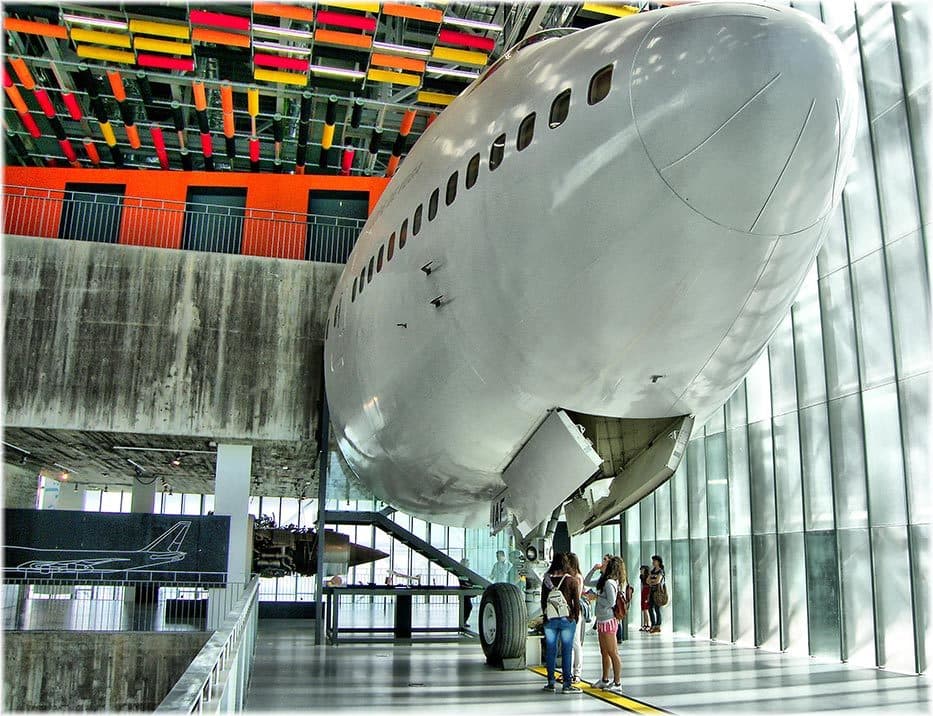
(592, 679), (611, 689)
(608, 682), (623, 693)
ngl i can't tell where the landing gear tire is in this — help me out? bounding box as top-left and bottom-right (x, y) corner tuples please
(478, 582), (526, 662)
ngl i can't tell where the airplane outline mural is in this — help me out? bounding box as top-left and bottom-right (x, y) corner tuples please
(5, 521), (191, 576)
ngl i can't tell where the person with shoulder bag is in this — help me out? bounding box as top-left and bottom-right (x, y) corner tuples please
(540, 553), (582, 694)
(647, 555), (666, 634)
(583, 555), (626, 692)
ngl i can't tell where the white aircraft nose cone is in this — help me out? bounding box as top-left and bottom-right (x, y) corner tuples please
(631, 5), (856, 236)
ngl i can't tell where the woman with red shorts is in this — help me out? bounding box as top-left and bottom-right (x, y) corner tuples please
(584, 555), (627, 692)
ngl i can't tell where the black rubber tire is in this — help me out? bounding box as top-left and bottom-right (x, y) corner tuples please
(478, 582), (526, 661)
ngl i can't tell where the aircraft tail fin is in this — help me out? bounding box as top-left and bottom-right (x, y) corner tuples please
(141, 521), (191, 553)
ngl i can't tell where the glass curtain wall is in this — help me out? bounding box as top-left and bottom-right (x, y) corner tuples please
(617, 0), (929, 675)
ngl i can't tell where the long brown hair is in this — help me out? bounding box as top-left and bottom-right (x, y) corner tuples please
(566, 552), (581, 576)
(597, 555), (627, 592)
(547, 552), (570, 575)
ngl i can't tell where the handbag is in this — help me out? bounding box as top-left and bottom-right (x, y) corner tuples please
(654, 582), (669, 607)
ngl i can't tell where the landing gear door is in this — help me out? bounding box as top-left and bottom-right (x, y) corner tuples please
(496, 410), (603, 536)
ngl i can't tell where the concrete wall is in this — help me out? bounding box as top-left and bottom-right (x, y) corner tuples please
(3, 236), (340, 441)
(3, 631), (210, 711)
(2, 464), (38, 508)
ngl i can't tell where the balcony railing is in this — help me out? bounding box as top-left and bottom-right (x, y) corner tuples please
(2, 185), (365, 264)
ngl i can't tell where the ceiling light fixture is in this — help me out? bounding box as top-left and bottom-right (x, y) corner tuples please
(372, 41), (431, 58)
(61, 13), (129, 31)
(425, 64), (480, 80)
(442, 16), (503, 33)
(308, 64), (366, 80)
(252, 40), (312, 56)
(252, 23), (313, 41)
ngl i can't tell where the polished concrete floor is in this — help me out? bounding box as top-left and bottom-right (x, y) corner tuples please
(245, 607), (929, 715)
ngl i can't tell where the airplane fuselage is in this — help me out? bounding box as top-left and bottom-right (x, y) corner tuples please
(325, 3), (856, 527)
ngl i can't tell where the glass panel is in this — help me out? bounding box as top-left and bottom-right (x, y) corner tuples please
(909, 523), (930, 675)
(745, 352), (772, 424)
(670, 461), (688, 539)
(708, 536), (731, 642)
(819, 269), (860, 399)
(857, 3), (904, 117)
(655, 479), (672, 541)
(705, 405), (725, 436)
(870, 93), (922, 243)
(838, 528), (876, 667)
(730, 534), (754, 645)
(863, 383), (907, 527)
(799, 404), (834, 532)
(727, 426), (751, 536)
(690, 537), (710, 637)
(805, 530), (842, 660)
(872, 525), (915, 673)
(817, 202), (849, 278)
(161, 492), (182, 515)
(769, 314), (798, 416)
(725, 382), (747, 428)
(851, 252), (897, 390)
(886, 231), (931, 379)
(778, 532), (808, 654)
(705, 433), (729, 537)
(905, 83), (931, 226)
(773, 413), (803, 534)
(900, 373), (930, 526)
(671, 539), (690, 633)
(640, 492), (656, 544)
(748, 420), (776, 534)
(792, 266), (828, 408)
(828, 394), (869, 529)
(687, 439), (707, 539)
(752, 533), (780, 650)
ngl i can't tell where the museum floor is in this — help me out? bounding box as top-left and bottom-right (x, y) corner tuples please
(245, 606), (929, 715)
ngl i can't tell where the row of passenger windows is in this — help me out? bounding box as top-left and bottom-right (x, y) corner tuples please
(342, 62), (615, 311)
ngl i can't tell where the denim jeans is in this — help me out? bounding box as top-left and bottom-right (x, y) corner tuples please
(543, 616), (576, 686)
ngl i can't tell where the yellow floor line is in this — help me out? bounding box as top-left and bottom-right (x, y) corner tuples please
(528, 665), (673, 714)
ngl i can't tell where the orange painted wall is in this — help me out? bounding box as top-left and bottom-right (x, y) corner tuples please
(4, 167), (389, 259)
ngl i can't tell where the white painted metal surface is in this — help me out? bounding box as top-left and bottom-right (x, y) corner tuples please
(325, 3), (857, 528)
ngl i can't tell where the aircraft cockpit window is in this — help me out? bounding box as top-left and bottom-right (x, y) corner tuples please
(352, 277), (357, 301)
(588, 64), (613, 105)
(413, 205), (423, 235)
(367, 256), (375, 283)
(466, 153), (480, 189)
(446, 171), (458, 205)
(358, 267), (365, 294)
(490, 134), (505, 170)
(377, 244), (385, 272)
(429, 188), (439, 220)
(549, 89), (571, 128)
(400, 218), (409, 248)
(388, 232), (396, 260)
(517, 113), (536, 151)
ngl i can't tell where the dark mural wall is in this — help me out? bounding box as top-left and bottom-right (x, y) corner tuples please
(3, 509), (229, 584)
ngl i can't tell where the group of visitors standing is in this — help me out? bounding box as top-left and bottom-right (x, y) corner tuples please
(639, 555), (666, 633)
(539, 551), (667, 694)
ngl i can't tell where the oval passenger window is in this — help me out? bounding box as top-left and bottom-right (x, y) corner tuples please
(588, 64), (613, 105)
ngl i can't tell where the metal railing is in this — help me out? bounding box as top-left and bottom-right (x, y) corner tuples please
(156, 577), (260, 714)
(2, 185), (365, 263)
(2, 579), (247, 633)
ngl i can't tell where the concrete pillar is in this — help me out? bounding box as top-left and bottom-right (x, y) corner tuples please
(208, 443), (252, 629)
(38, 478), (61, 509)
(130, 476), (157, 513)
(55, 482), (86, 510)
